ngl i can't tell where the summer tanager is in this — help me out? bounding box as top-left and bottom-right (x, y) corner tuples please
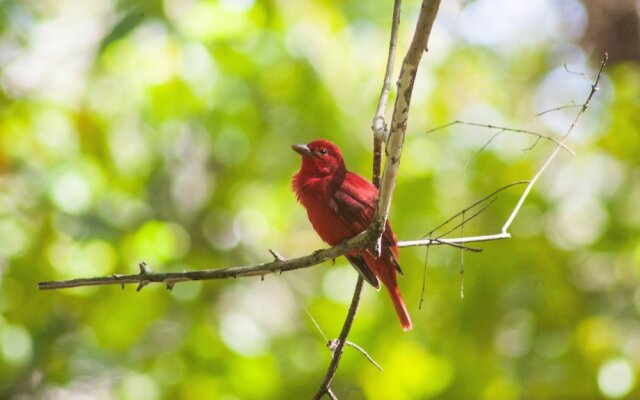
(292, 139), (412, 330)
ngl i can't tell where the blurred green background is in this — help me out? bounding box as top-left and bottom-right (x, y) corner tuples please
(1, 0), (639, 398)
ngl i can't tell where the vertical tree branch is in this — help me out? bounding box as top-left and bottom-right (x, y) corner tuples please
(313, 3), (407, 398)
(373, 0), (442, 245)
(372, 0), (402, 188)
(312, 277), (365, 400)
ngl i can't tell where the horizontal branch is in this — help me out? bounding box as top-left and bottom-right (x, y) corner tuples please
(39, 230), (371, 291)
(38, 230), (512, 291)
(398, 232), (510, 248)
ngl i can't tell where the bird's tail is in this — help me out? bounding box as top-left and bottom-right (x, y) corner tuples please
(385, 285), (412, 331)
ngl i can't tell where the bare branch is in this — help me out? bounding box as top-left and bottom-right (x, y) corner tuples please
(306, 306), (382, 371)
(464, 130), (504, 169)
(536, 103), (582, 117)
(418, 239), (430, 309)
(372, 0), (402, 189)
(38, 231), (372, 291)
(564, 63), (590, 80)
(459, 212), (465, 299)
(426, 120), (575, 155)
(501, 53), (608, 234)
(424, 181), (529, 238)
(312, 277), (364, 400)
(404, 54), (609, 250)
(433, 197), (498, 239)
(399, 232), (511, 248)
(344, 341), (383, 372)
(373, 0), (442, 254)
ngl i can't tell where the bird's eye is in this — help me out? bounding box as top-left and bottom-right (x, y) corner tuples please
(319, 149), (328, 155)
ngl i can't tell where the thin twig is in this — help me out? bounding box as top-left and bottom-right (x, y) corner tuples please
(372, 0), (402, 188)
(459, 212), (465, 299)
(427, 238), (482, 252)
(426, 121), (575, 155)
(501, 53), (608, 234)
(306, 306), (383, 372)
(464, 129), (505, 169)
(345, 341), (383, 372)
(312, 277), (364, 400)
(433, 197), (498, 240)
(536, 103), (581, 117)
(326, 388), (338, 400)
(423, 181), (529, 239)
(305, 307), (329, 342)
(564, 63), (590, 80)
(400, 232), (512, 248)
(418, 238), (430, 309)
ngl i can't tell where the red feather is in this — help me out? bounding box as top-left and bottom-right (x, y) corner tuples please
(292, 139), (412, 331)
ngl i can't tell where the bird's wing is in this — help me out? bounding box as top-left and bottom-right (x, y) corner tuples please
(333, 172), (402, 274)
(345, 254), (380, 288)
(332, 172), (377, 234)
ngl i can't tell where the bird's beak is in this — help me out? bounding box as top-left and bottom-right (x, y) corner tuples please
(292, 143), (312, 157)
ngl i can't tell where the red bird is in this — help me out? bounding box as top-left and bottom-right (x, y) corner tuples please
(292, 139), (412, 331)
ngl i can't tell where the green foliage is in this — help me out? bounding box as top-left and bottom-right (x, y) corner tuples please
(0, 0), (639, 399)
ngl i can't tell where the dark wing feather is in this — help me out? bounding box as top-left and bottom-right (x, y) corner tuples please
(346, 255), (380, 288)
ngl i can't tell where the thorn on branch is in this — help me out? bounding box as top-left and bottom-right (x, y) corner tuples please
(139, 262), (150, 275)
(136, 281), (148, 292)
(268, 249), (285, 262)
(136, 262), (151, 292)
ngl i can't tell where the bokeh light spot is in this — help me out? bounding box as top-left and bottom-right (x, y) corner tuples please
(220, 312), (267, 357)
(0, 324), (33, 365)
(598, 358), (636, 398)
(121, 371), (159, 400)
(322, 264), (357, 304)
(50, 171), (93, 214)
(0, 218), (29, 258)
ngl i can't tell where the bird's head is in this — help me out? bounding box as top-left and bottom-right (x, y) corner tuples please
(292, 139), (346, 177)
